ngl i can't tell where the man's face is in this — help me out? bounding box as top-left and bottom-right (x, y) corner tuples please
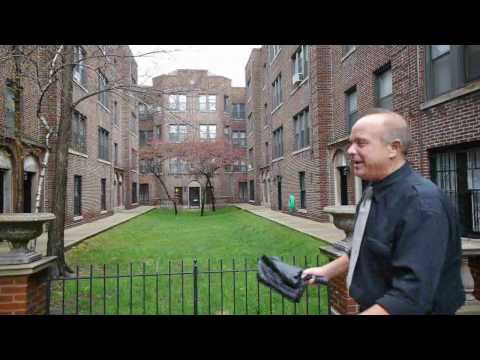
(347, 116), (393, 182)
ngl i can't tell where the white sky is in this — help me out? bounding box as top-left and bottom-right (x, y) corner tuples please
(130, 45), (261, 88)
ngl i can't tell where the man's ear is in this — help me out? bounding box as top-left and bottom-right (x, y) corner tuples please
(388, 140), (402, 159)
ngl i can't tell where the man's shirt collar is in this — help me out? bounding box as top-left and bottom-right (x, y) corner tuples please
(370, 162), (412, 201)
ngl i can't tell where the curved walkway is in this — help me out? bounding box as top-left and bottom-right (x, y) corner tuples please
(233, 203), (345, 244)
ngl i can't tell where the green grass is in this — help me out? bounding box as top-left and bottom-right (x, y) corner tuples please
(50, 207), (330, 315)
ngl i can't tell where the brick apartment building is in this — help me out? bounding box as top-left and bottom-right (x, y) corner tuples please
(247, 45), (480, 312)
(245, 46), (326, 220)
(137, 69), (248, 207)
(0, 45), (140, 227)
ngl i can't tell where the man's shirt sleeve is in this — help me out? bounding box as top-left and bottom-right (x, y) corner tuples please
(375, 197), (449, 315)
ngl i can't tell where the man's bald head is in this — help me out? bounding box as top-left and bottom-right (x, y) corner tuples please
(357, 109), (411, 156)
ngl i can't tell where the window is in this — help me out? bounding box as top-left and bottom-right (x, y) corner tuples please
(346, 87), (358, 130)
(139, 130), (153, 146)
(248, 148), (254, 170)
(426, 45), (480, 99)
(169, 125), (187, 143)
(199, 125), (216, 141)
(113, 101), (118, 124)
(139, 103), (147, 115)
(375, 65), (393, 109)
(168, 94), (187, 111)
(291, 45), (309, 84)
(431, 147), (480, 237)
(299, 172), (306, 209)
(131, 148), (137, 168)
(169, 158), (189, 174)
(74, 175), (82, 216)
(101, 178), (107, 211)
(98, 71), (109, 108)
(155, 125), (162, 139)
(139, 159), (153, 174)
(248, 113), (254, 133)
(343, 45), (356, 55)
(232, 103), (245, 119)
(98, 127), (109, 161)
(198, 95), (216, 112)
(265, 142), (270, 164)
(272, 74), (283, 109)
(224, 96), (230, 113)
(5, 81), (16, 137)
(246, 78), (251, 100)
(73, 46), (87, 86)
(264, 103), (269, 126)
(232, 131), (246, 147)
(273, 126), (284, 159)
(114, 143), (118, 166)
(71, 111), (87, 154)
(293, 107), (310, 150)
(226, 160), (247, 172)
(224, 126), (230, 139)
(269, 45), (281, 62)
(132, 182), (137, 204)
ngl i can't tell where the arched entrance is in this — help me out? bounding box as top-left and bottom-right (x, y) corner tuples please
(23, 155), (40, 213)
(333, 150), (348, 205)
(188, 180), (201, 208)
(0, 150), (13, 213)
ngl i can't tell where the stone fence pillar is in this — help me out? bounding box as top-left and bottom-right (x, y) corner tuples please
(0, 257), (56, 315)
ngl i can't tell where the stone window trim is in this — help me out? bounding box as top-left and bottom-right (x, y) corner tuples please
(68, 148), (88, 158)
(271, 156), (284, 163)
(269, 46), (282, 65)
(420, 79), (480, 110)
(289, 76), (309, 97)
(97, 158), (111, 166)
(341, 46), (357, 62)
(73, 215), (84, 222)
(271, 102), (283, 115)
(97, 101), (111, 114)
(73, 79), (89, 94)
(292, 146), (311, 156)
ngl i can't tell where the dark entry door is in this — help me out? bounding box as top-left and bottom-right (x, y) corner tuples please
(189, 187), (200, 207)
(277, 177), (282, 210)
(239, 182), (248, 202)
(338, 166), (348, 205)
(23, 171), (34, 213)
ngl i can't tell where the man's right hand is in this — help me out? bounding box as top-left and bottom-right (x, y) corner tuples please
(301, 267), (329, 285)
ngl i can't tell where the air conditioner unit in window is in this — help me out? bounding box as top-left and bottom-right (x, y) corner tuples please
(292, 72), (304, 85)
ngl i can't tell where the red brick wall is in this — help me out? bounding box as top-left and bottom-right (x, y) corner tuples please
(0, 270), (49, 315)
(329, 271), (360, 315)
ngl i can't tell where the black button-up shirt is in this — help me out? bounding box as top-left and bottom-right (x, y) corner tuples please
(349, 163), (465, 314)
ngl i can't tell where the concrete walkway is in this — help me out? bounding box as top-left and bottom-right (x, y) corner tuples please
(233, 203), (345, 244)
(0, 206), (155, 256)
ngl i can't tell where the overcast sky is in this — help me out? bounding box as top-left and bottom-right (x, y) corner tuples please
(130, 45), (261, 88)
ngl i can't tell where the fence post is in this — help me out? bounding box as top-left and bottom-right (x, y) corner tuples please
(193, 259), (198, 315)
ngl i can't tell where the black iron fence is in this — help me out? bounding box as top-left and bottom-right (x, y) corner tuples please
(47, 255), (331, 315)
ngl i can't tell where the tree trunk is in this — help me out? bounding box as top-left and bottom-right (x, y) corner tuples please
(153, 172), (177, 215)
(200, 185), (206, 216)
(47, 46), (74, 276)
(206, 177), (216, 212)
(12, 45), (24, 213)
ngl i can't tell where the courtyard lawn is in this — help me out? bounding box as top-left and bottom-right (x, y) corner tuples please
(50, 207), (331, 315)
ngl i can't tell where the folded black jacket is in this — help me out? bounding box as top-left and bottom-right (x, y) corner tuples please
(257, 255), (327, 303)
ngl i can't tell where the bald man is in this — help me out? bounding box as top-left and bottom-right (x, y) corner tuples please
(303, 109), (465, 315)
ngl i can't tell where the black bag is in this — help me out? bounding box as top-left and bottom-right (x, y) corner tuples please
(257, 255), (327, 303)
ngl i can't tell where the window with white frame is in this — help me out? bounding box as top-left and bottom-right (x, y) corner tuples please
(272, 74), (283, 109)
(248, 148), (254, 170)
(169, 157), (190, 174)
(293, 107), (310, 150)
(98, 71), (109, 108)
(98, 127), (109, 161)
(71, 110), (87, 154)
(269, 45), (281, 62)
(273, 126), (284, 159)
(291, 45), (309, 84)
(376, 65), (393, 109)
(232, 103), (245, 119)
(168, 94), (187, 111)
(169, 125), (187, 143)
(425, 45), (480, 100)
(198, 95), (216, 112)
(73, 46), (87, 86)
(346, 87), (358, 130)
(199, 125), (216, 141)
(232, 130), (246, 147)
